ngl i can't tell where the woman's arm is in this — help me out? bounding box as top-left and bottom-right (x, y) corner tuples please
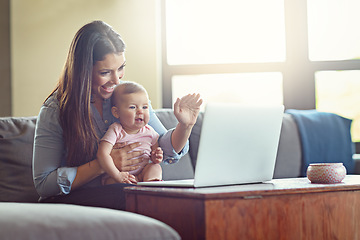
(33, 100), (104, 198)
(71, 159), (104, 190)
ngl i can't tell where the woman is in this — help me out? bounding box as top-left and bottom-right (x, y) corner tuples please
(32, 21), (201, 210)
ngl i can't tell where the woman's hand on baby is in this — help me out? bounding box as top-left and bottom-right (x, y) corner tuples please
(151, 147), (163, 164)
(116, 172), (137, 184)
(111, 142), (146, 172)
(174, 93), (202, 127)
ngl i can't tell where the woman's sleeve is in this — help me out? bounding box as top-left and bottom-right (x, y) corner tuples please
(32, 104), (77, 198)
(147, 103), (189, 164)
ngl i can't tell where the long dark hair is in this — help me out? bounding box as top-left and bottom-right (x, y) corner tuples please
(48, 21), (125, 167)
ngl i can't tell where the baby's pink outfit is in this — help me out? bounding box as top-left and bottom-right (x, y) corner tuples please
(101, 122), (159, 175)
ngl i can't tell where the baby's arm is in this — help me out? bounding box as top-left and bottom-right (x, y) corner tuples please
(151, 142), (163, 164)
(97, 141), (130, 183)
(172, 93), (202, 153)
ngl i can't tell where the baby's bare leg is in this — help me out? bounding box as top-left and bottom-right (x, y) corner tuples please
(142, 163), (162, 182)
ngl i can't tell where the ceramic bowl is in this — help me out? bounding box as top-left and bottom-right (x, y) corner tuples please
(306, 163), (346, 184)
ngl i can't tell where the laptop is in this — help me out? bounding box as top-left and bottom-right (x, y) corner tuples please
(137, 102), (284, 188)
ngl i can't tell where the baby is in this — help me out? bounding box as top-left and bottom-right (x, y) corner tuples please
(97, 81), (163, 183)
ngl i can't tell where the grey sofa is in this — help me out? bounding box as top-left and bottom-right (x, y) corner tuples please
(0, 114), (181, 240)
(159, 109), (360, 180)
(160, 110), (306, 180)
(0, 109), (358, 239)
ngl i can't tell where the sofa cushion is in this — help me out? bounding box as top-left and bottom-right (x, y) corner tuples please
(0, 117), (40, 202)
(155, 109), (195, 180)
(0, 202), (180, 240)
(154, 109), (204, 171)
(188, 111), (203, 169)
(273, 113), (302, 178)
(286, 109), (354, 176)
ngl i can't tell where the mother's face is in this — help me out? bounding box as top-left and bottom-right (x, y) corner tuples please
(92, 52), (126, 101)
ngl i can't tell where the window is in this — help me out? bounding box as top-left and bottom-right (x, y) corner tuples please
(172, 72), (283, 111)
(161, 0), (360, 150)
(316, 71), (360, 142)
(307, 0), (360, 148)
(307, 0), (360, 61)
(166, 0), (286, 65)
(163, 0), (286, 108)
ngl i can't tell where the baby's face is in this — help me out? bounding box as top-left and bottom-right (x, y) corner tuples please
(114, 91), (150, 134)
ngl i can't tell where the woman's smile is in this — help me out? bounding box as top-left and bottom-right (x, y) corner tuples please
(101, 84), (116, 93)
(92, 53), (126, 100)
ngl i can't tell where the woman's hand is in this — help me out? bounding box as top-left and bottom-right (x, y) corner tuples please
(151, 147), (163, 164)
(110, 142), (146, 172)
(174, 93), (202, 127)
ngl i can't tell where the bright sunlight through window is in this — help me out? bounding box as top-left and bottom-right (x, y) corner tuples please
(307, 0), (360, 61)
(166, 0), (286, 65)
(172, 72), (283, 111)
(316, 70), (360, 141)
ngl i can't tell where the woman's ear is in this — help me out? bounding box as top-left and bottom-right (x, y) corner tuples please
(111, 106), (120, 118)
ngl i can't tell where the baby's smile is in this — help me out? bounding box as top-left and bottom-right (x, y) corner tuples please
(135, 117), (144, 123)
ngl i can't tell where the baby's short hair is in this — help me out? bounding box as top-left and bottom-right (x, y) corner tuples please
(112, 81), (148, 106)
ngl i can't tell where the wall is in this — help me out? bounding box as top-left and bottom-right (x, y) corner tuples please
(11, 0), (161, 117)
(0, 0), (11, 116)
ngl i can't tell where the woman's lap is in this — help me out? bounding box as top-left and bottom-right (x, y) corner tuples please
(40, 183), (134, 210)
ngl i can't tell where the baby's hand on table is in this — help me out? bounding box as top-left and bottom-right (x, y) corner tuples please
(151, 147), (163, 164)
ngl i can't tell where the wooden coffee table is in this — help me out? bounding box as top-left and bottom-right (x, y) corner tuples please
(125, 175), (360, 240)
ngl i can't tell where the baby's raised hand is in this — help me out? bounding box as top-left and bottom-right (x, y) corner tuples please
(151, 147), (163, 164)
(174, 93), (202, 127)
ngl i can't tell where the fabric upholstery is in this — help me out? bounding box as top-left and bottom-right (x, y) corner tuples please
(156, 110), (304, 179)
(188, 112), (204, 169)
(287, 109), (354, 176)
(1, 110), (353, 203)
(154, 109), (204, 171)
(0, 117), (39, 202)
(155, 109), (195, 180)
(0, 203), (180, 240)
(1, 110), (321, 240)
(273, 113), (302, 178)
